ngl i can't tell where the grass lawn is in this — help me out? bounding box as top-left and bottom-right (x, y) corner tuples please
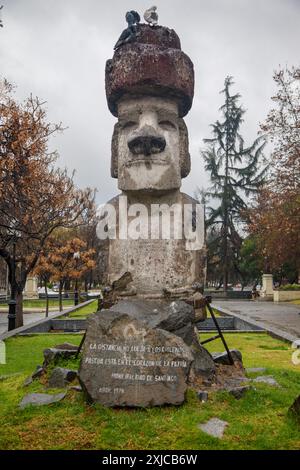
(67, 300), (98, 318)
(1, 299), (75, 310)
(291, 299), (300, 305)
(0, 332), (299, 450)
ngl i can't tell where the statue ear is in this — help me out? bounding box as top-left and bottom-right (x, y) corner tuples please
(111, 122), (120, 178)
(179, 118), (190, 178)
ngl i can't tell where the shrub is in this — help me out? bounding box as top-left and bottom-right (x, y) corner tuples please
(279, 284), (300, 291)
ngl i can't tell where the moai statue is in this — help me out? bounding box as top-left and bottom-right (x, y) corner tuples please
(100, 22), (206, 297)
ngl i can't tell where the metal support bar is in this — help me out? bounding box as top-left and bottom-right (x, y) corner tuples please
(201, 333), (220, 345)
(200, 296), (234, 365)
(75, 331), (86, 359)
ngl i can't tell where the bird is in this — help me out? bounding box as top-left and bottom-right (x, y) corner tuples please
(114, 10), (140, 50)
(125, 10), (140, 27)
(143, 6), (158, 26)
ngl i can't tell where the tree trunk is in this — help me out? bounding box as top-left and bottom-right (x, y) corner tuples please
(223, 123), (229, 291)
(89, 269), (93, 290)
(59, 281), (63, 312)
(44, 279), (49, 318)
(15, 290), (23, 328)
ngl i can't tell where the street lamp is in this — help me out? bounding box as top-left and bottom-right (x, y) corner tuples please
(73, 251), (80, 306)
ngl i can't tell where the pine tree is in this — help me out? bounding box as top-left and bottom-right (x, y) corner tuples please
(202, 76), (267, 291)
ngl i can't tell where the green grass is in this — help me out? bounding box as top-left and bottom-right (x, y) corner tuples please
(0, 334), (82, 376)
(67, 300), (98, 318)
(1, 299), (74, 310)
(291, 299), (300, 305)
(0, 332), (299, 450)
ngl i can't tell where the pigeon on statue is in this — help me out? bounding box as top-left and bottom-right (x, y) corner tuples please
(114, 10), (140, 50)
(143, 6), (158, 27)
(126, 10), (140, 27)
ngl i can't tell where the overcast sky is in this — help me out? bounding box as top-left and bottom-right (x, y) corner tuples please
(1, 0), (299, 203)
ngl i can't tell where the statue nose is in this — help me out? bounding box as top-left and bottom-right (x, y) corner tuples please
(127, 127), (166, 156)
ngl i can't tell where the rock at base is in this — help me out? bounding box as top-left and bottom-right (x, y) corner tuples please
(23, 376), (33, 387)
(289, 395), (300, 422)
(43, 348), (77, 367)
(109, 299), (194, 339)
(19, 392), (66, 408)
(228, 385), (253, 399)
(79, 311), (193, 407)
(198, 418), (228, 439)
(246, 367), (266, 374)
(23, 365), (45, 387)
(189, 338), (216, 380)
(108, 299), (216, 380)
(253, 375), (279, 386)
(48, 367), (77, 388)
(197, 390), (208, 402)
(32, 365), (45, 379)
(212, 350), (242, 365)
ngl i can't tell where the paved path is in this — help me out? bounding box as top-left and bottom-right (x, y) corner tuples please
(0, 310), (66, 336)
(212, 299), (300, 342)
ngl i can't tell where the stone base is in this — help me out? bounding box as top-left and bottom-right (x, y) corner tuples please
(259, 274), (274, 301)
(23, 292), (39, 300)
(79, 299), (217, 407)
(259, 293), (274, 302)
(79, 310), (194, 407)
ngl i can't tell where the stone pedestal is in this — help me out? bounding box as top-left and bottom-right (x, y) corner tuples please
(24, 276), (39, 299)
(260, 274), (274, 301)
(102, 192), (206, 296)
(79, 311), (193, 407)
(79, 299), (215, 407)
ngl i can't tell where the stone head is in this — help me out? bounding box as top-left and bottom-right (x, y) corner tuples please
(106, 24), (194, 193)
(111, 96), (190, 192)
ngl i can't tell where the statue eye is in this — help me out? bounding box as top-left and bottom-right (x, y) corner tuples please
(159, 120), (176, 130)
(121, 121), (137, 130)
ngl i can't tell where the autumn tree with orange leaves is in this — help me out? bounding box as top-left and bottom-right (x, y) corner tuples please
(33, 242), (56, 318)
(0, 79), (95, 327)
(35, 235), (96, 312)
(247, 67), (300, 281)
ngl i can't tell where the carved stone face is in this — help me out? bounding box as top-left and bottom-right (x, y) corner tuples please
(112, 97), (190, 192)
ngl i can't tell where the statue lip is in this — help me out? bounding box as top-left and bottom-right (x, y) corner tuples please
(125, 156), (169, 166)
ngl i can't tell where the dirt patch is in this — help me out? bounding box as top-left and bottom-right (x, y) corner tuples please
(190, 361), (248, 392)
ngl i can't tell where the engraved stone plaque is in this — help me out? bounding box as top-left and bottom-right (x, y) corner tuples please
(79, 311), (193, 407)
